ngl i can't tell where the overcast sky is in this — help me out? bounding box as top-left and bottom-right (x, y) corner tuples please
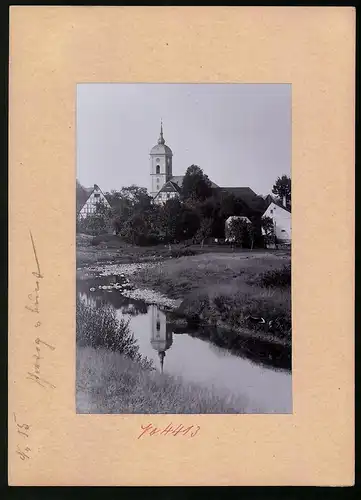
(77, 83), (291, 196)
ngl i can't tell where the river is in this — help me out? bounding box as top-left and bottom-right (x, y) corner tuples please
(77, 270), (292, 414)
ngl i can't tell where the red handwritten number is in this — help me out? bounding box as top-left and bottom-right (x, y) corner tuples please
(137, 423), (200, 439)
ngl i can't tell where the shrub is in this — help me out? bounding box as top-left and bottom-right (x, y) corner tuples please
(258, 264), (291, 288)
(76, 299), (153, 369)
(176, 288), (291, 341)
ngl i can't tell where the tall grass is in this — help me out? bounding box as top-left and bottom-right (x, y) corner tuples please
(256, 264), (291, 289)
(76, 298), (153, 370)
(77, 346), (250, 414)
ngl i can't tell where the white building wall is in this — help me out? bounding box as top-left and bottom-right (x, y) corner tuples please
(262, 202), (291, 242)
(150, 154), (173, 197)
(153, 191), (178, 205)
(78, 186), (111, 219)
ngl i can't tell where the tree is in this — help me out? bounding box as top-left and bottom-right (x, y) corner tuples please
(227, 217), (251, 248)
(272, 175), (291, 207)
(261, 215), (275, 248)
(181, 165), (213, 202)
(106, 185), (153, 235)
(194, 217), (213, 247)
(248, 216), (262, 250)
(76, 199), (113, 236)
(176, 206), (200, 242)
(159, 198), (183, 246)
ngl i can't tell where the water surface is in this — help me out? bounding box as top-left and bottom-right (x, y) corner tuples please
(77, 273), (292, 413)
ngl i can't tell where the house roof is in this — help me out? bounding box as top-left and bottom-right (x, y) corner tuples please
(76, 184), (111, 214)
(263, 195), (291, 213)
(154, 180), (182, 198)
(76, 186), (93, 213)
(225, 215), (252, 224)
(218, 187), (266, 213)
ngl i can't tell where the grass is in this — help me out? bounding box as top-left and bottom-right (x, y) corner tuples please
(76, 234), (197, 267)
(77, 346), (250, 414)
(254, 264), (291, 289)
(76, 232), (288, 267)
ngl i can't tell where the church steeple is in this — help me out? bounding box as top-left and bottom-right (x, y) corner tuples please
(158, 119), (165, 145)
(150, 121), (173, 198)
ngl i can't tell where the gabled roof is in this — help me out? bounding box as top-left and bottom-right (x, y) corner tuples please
(77, 184), (111, 214)
(218, 187), (266, 213)
(263, 195), (291, 213)
(154, 180), (182, 198)
(76, 186), (93, 213)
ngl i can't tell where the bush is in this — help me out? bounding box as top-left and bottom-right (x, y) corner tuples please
(258, 264), (291, 288)
(176, 288), (291, 341)
(76, 299), (153, 369)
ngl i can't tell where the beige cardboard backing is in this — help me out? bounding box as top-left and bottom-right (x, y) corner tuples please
(8, 6), (355, 486)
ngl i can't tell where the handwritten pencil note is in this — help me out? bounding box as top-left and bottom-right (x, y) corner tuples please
(25, 230), (56, 390)
(13, 231), (57, 464)
(13, 413), (32, 461)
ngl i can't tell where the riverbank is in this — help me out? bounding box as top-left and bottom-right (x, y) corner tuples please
(132, 252), (291, 345)
(77, 346), (251, 413)
(76, 233), (200, 267)
(77, 236), (291, 347)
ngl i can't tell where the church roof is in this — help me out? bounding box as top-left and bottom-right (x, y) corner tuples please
(150, 120), (173, 155)
(150, 143), (173, 155)
(170, 175), (219, 189)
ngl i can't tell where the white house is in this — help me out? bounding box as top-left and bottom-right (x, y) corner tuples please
(77, 184), (111, 219)
(262, 198), (291, 244)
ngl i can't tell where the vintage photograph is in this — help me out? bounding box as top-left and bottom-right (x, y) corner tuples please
(76, 83), (292, 414)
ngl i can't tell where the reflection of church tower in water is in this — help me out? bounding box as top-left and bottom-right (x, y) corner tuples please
(150, 305), (173, 373)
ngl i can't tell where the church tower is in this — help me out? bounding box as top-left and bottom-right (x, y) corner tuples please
(150, 121), (173, 197)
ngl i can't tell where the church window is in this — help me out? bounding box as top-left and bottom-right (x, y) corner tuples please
(156, 320), (160, 331)
(156, 165), (160, 174)
(156, 177), (159, 183)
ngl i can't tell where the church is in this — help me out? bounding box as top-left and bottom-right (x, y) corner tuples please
(150, 121), (219, 204)
(149, 121), (266, 216)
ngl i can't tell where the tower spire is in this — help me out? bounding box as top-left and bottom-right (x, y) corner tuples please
(158, 119), (165, 145)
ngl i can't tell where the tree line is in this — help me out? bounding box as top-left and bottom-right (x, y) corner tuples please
(77, 165), (291, 248)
